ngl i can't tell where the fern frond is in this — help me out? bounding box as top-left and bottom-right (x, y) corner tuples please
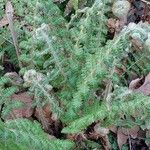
(0, 119), (74, 150)
(65, 29), (130, 122)
(62, 92), (150, 134)
(0, 76), (10, 86)
(1, 100), (24, 119)
(0, 87), (17, 102)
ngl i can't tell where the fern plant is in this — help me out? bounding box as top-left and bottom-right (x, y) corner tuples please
(0, 118), (74, 150)
(62, 89), (150, 133)
(1, 0), (150, 149)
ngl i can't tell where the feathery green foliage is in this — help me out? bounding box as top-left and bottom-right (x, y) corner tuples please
(1, 0), (150, 149)
(0, 119), (74, 150)
(62, 90), (150, 133)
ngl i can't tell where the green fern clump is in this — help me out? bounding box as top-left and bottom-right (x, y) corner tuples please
(62, 20), (150, 133)
(18, 0), (76, 88)
(1, 0), (150, 149)
(63, 27), (130, 123)
(0, 119), (74, 150)
(62, 90), (150, 134)
(17, 0), (113, 124)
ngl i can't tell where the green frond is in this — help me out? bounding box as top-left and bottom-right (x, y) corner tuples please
(62, 92), (150, 134)
(0, 76), (10, 86)
(0, 119), (75, 150)
(65, 29), (130, 122)
(1, 100), (24, 119)
(0, 87), (17, 101)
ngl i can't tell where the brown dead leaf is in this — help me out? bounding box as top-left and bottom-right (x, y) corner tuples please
(128, 126), (140, 139)
(117, 126), (140, 149)
(129, 77), (143, 90)
(119, 126), (140, 138)
(94, 123), (109, 137)
(35, 103), (61, 134)
(35, 104), (52, 131)
(114, 66), (126, 76)
(64, 0), (73, 16)
(93, 123), (110, 150)
(35, 107), (50, 131)
(117, 127), (128, 150)
(137, 129), (146, 139)
(6, 92), (33, 119)
(107, 18), (127, 36)
(107, 18), (116, 29)
(115, 19), (127, 36)
(107, 17), (128, 36)
(35, 104), (52, 120)
(67, 134), (78, 141)
(136, 73), (150, 95)
(0, 15), (9, 28)
(101, 136), (111, 150)
(109, 125), (117, 133)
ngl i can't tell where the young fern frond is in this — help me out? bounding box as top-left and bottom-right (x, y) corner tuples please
(69, 0), (111, 56)
(23, 69), (62, 117)
(62, 92), (150, 134)
(64, 29), (130, 122)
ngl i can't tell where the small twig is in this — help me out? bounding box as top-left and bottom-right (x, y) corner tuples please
(5, 1), (22, 68)
(142, 0), (150, 5)
(103, 68), (115, 109)
(67, 7), (88, 29)
(127, 129), (132, 150)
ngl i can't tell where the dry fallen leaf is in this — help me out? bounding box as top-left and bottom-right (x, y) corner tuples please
(109, 125), (117, 133)
(114, 66), (126, 76)
(35, 104), (52, 131)
(122, 126), (140, 139)
(94, 123), (109, 137)
(107, 18), (127, 35)
(35, 103), (52, 120)
(136, 73), (150, 95)
(129, 77), (143, 90)
(117, 127), (128, 150)
(131, 38), (143, 51)
(0, 15), (9, 28)
(107, 18), (116, 29)
(93, 123), (110, 150)
(6, 92), (33, 119)
(64, 0), (73, 16)
(117, 126), (140, 149)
